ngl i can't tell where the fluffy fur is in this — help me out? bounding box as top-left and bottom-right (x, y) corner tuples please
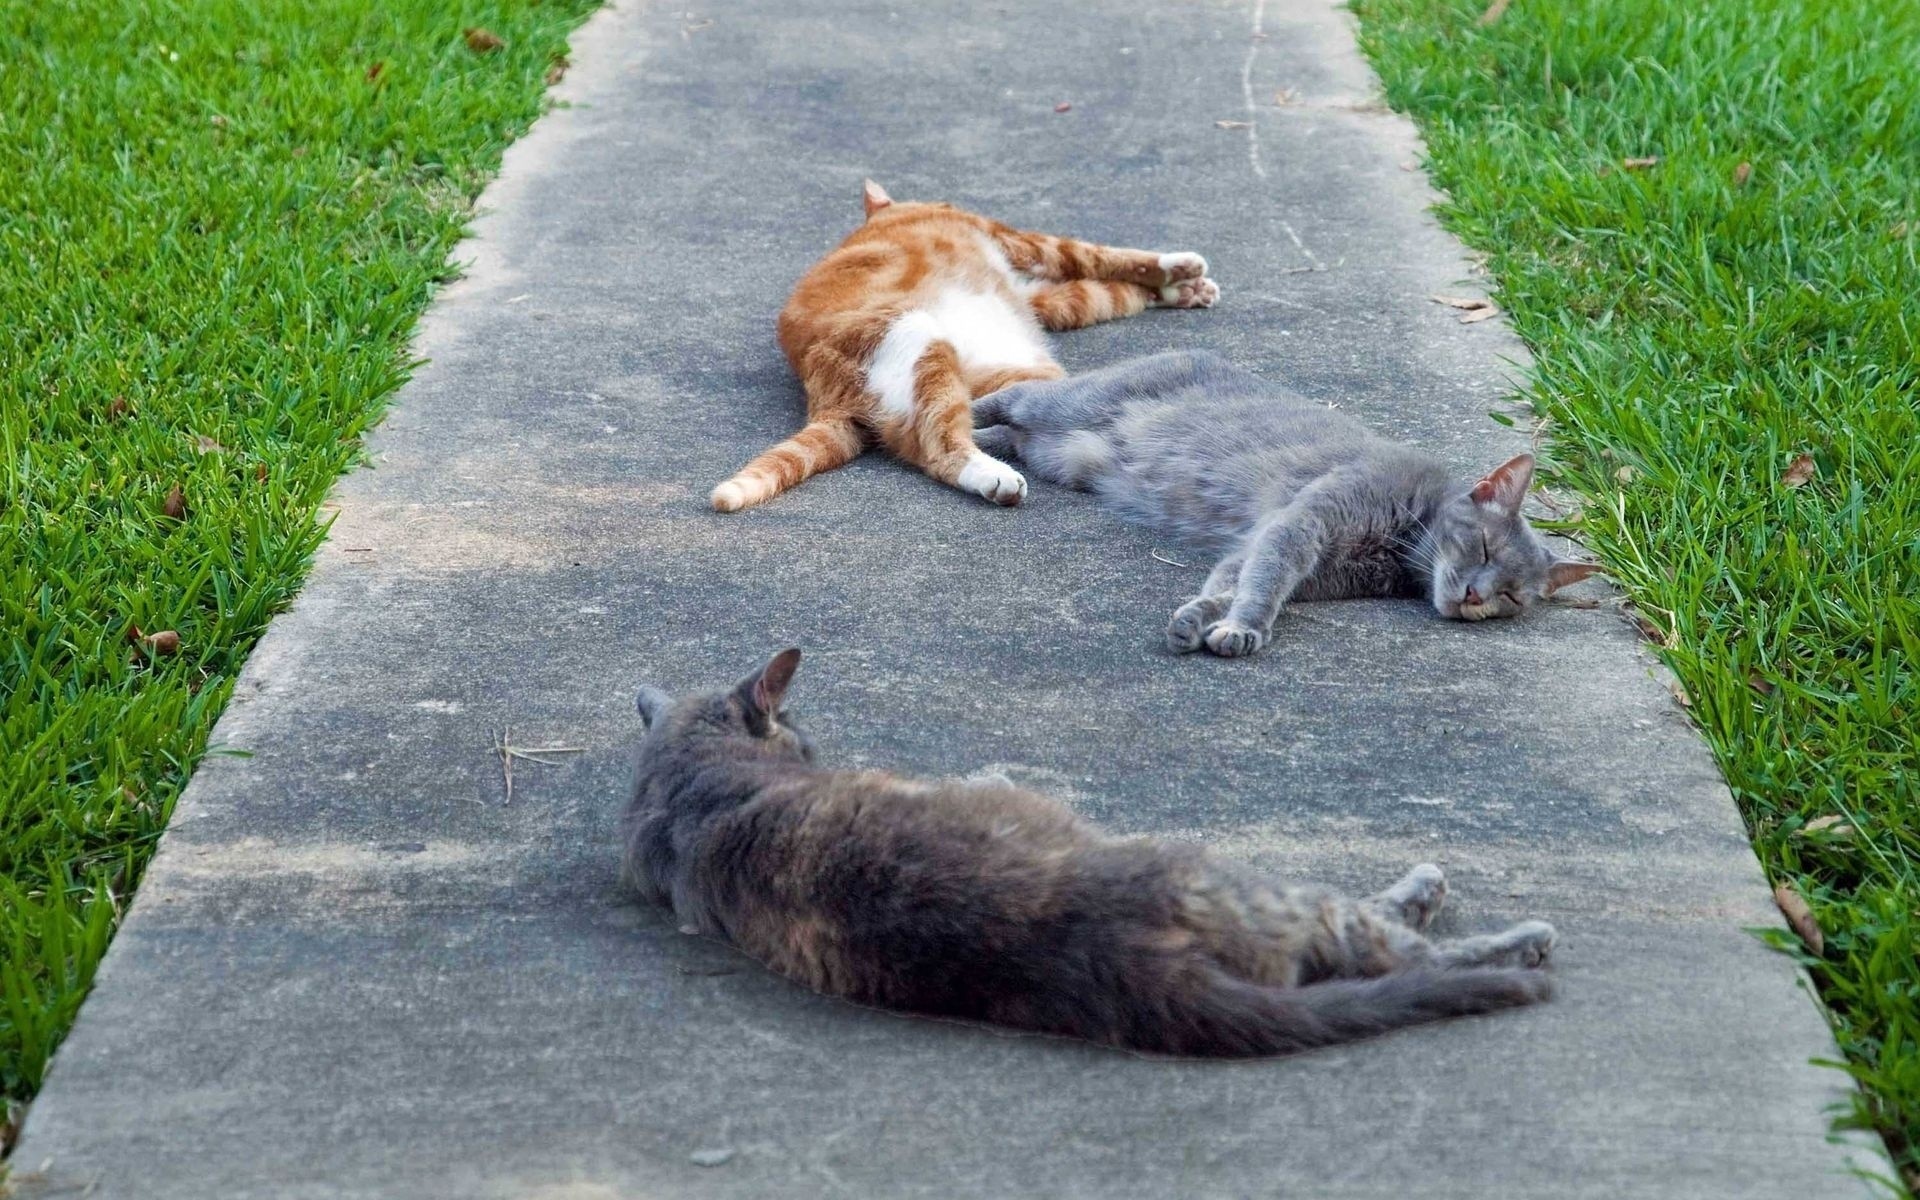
(624, 650), (1556, 1057)
(710, 182), (1220, 512)
(972, 351), (1602, 656)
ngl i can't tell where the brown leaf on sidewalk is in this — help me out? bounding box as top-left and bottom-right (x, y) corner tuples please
(161, 485), (186, 520)
(463, 27), (506, 54)
(1668, 679), (1692, 709)
(1623, 156), (1660, 170)
(1772, 881), (1824, 955)
(1214, 119), (1252, 130)
(1054, 101), (1072, 113)
(1476, 0), (1513, 26)
(1781, 453), (1816, 487)
(1732, 161), (1751, 187)
(1459, 304), (1501, 324)
(1431, 294), (1493, 310)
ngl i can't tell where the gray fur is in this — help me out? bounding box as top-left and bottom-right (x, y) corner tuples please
(973, 351), (1596, 656)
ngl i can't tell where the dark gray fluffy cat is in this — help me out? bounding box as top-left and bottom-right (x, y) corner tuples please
(972, 351), (1600, 657)
(625, 649), (1556, 1057)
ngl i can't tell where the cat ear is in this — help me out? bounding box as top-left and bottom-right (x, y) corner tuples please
(1545, 559), (1603, 595)
(862, 179), (893, 219)
(1470, 453), (1535, 515)
(635, 686), (672, 729)
(739, 647), (803, 717)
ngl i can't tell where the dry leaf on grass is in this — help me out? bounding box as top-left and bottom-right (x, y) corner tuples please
(143, 630), (181, 656)
(1746, 672), (1775, 696)
(1622, 156), (1660, 170)
(161, 485), (186, 520)
(545, 56), (569, 85)
(463, 27), (506, 53)
(1799, 814), (1855, 839)
(1458, 305), (1501, 324)
(1772, 882), (1824, 955)
(1476, 0), (1512, 25)
(1733, 161), (1751, 186)
(1614, 465), (1635, 483)
(1892, 221), (1909, 238)
(1781, 453), (1816, 487)
(1668, 679), (1692, 709)
(193, 435), (224, 454)
(255, 463), (269, 483)
(1214, 119), (1252, 130)
(366, 61), (385, 83)
(105, 396), (131, 420)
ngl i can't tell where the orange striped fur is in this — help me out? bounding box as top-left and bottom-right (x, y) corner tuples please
(709, 181), (1219, 512)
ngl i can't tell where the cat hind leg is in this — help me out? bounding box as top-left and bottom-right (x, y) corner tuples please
(1433, 920), (1557, 970)
(882, 340), (1026, 506)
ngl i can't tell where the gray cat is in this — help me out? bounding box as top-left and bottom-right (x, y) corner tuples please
(626, 648), (1556, 1056)
(972, 351), (1599, 657)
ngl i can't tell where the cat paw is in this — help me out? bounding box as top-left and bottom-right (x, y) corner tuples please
(955, 451), (1028, 507)
(1166, 598), (1224, 653)
(1203, 620), (1266, 658)
(1157, 276), (1221, 310)
(1156, 251), (1209, 282)
(1506, 920), (1557, 968)
(1394, 863), (1448, 931)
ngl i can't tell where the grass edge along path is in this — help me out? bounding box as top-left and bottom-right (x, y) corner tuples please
(1350, 0), (1920, 1191)
(1, 0), (599, 1152)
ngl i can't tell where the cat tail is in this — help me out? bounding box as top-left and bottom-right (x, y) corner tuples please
(1139, 966), (1550, 1058)
(710, 417), (865, 512)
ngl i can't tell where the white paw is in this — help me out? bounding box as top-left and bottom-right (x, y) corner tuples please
(1157, 277), (1220, 309)
(1156, 251), (1209, 281)
(956, 451), (1028, 507)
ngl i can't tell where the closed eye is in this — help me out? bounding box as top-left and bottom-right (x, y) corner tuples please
(1480, 534), (1491, 565)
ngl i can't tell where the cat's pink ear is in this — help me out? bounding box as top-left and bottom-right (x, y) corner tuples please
(862, 179), (893, 219)
(1470, 453), (1535, 514)
(749, 647), (803, 714)
(1546, 559), (1603, 595)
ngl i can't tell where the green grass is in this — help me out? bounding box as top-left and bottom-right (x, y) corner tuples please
(0, 0), (596, 1140)
(1350, 0), (1920, 1186)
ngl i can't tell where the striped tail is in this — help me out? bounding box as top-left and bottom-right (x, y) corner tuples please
(710, 417), (864, 512)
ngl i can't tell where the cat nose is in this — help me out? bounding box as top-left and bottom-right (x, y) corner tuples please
(1463, 586), (1484, 607)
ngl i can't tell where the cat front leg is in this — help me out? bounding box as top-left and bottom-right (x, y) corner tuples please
(993, 227), (1215, 290)
(1204, 509), (1329, 657)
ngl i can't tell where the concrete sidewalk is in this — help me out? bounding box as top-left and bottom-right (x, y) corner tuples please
(13, 2), (1876, 1196)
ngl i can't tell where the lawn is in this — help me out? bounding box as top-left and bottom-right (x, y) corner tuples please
(1350, 0), (1920, 1187)
(0, 0), (597, 1144)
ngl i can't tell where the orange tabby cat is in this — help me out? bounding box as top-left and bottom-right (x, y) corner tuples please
(710, 181), (1220, 512)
